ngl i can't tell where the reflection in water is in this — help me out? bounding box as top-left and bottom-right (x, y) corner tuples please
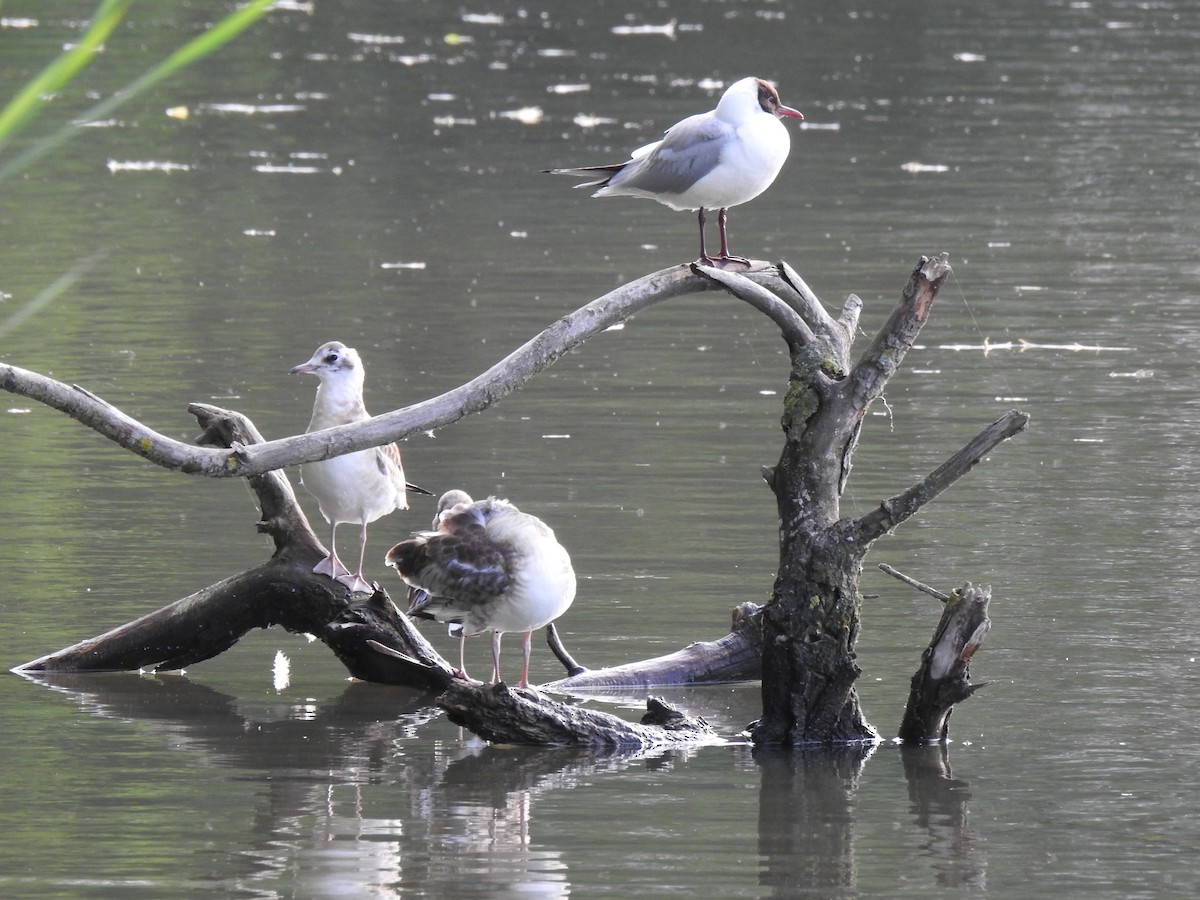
(899, 745), (985, 891)
(26, 673), (705, 897)
(755, 745), (876, 896)
(756, 744), (984, 897)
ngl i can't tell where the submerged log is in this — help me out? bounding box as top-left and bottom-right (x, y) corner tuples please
(437, 680), (716, 749)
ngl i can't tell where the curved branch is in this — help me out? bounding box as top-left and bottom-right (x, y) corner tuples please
(692, 263), (813, 350)
(4, 262), (812, 480)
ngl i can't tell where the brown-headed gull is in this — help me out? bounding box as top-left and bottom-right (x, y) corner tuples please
(547, 76), (803, 265)
(289, 341), (431, 594)
(385, 490), (576, 688)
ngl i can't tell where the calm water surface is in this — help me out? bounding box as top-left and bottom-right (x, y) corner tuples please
(2, 1), (1198, 897)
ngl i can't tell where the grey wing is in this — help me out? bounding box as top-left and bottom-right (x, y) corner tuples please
(608, 114), (730, 196)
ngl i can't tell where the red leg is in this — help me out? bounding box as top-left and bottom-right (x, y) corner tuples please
(696, 208), (716, 265)
(717, 208), (750, 266)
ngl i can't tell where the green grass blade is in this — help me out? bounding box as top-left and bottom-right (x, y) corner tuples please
(0, 0), (274, 183)
(0, 252), (107, 342)
(0, 0), (134, 147)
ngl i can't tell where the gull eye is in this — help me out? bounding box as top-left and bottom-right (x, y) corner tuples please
(324, 352), (339, 364)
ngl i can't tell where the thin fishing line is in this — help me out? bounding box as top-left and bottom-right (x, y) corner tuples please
(949, 267), (1017, 401)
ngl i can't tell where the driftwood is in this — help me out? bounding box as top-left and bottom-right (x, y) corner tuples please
(13, 404), (749, 698)
(4, 255), (1022, 748)
(545, 601), (763, 690)
(437, 681), (715, 749)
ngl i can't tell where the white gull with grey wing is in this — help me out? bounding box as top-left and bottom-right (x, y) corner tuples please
(548, 76), (803, 264)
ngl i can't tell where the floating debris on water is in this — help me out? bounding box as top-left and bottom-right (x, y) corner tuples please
(573, 113), (618, 129)
(940, 338), (1133, 354)
(381, 261), (427, 270)
(106, 160), (192, 173)
(253, 163), (322, 174)
(200, 102), (306, 115)
(548, 83), (591, 95)
(272, 650), (291, 692)
(462, 13), (504, 25)
(347, 32), (405, 44)
(954, 52), (987, 62)
(1109, 369), (1153, 378)
(900, 161), (950, 173)
(496, 106), (544, 124)
(612, 19), (681, 38)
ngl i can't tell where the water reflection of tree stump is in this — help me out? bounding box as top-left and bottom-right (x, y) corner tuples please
(4, 255), (1023, 748)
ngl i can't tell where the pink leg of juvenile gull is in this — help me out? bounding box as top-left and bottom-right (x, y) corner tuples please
(338, 521), (374, 593)
(314, 522), (351, 579)
(490, 631), (503, 684)
(519, 630), (533, 688)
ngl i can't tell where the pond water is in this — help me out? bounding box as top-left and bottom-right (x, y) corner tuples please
(2, 0), (1199, 897)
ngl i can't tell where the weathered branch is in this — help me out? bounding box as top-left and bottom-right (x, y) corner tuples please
(436, 680), (716, 749)
(692, 264), (814, 350)
(853, 409), (1030, 544)
(11, 405), (454, 692)
(842, 252), (952, 412)
(2, 263), (812, 480)
(546, 602), (763, 690)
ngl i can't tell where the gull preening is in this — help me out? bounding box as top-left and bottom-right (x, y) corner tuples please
(289, 340), (430, 594)
(385, 490), (577, 688)
(547, 76), (803, 265)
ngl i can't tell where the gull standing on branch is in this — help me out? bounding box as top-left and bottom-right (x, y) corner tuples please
(546, 76), (803, 266)
(289, 341), (431, 594)
(385, 491), (576, 688)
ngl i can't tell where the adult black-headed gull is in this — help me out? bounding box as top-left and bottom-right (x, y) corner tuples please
(547, 76), (803, 265)
(385, 490), (577, 688)
(290, 341), (431, 594)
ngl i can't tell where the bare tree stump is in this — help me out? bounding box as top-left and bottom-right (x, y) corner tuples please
(893, 578), (992, 744)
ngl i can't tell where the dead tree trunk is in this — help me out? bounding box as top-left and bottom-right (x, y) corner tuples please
(698, 255), (1023, 746)
(4, 255), (1025, 748)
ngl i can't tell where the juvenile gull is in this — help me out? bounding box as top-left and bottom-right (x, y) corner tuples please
(289, 340), (430, 594)
(385, 491), (576, 688)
